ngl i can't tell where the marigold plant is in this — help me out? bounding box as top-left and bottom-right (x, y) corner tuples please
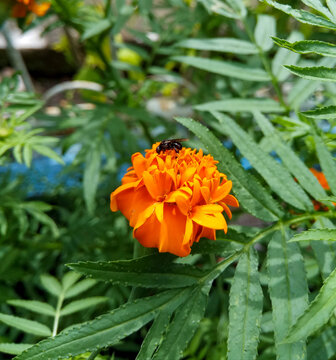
(12, 0), (50, 17)
(110, 142), (239, 256)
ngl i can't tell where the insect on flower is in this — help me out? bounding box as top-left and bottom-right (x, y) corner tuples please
(110, 142), (239, 257)
(156, 139), (188, 154)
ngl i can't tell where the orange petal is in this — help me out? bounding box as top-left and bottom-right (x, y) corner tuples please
(219, 202), (232, 219)
(159, 204), (190, 257)
(175, 195), (190, 216)
(223, 194), (239, 207)
(29, 1), (50, 16)
(133, 203), (156, 231)
(212, 181), (232, 202)
(12, 3), (27, 17)
(183, 217), (193, 246)
(132, 153), (147, 178)
(134, 212), (161, 249)
(110, 181), (140, 212)
(200, 186), (210, 203)
(155, 202), (164, 222)
(192, 208), (227, 231)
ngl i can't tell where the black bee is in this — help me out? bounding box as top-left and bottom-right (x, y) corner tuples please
(156, 139), (187, 154)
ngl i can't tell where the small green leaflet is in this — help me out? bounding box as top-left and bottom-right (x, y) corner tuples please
(174, 117), (284, 221)
(227, 248), (263, 360)
(68, 254), (206, 289)
(263, 0), (336, 30)
(267, 229), (308, 359)
(290, 229), (336, 243)
(172, 56), (270, 82)
(0, 344), (32, 356)
(307, 326), (336, 360)
(7, 300), (55, 317)
(195, 98), (284, 113)
(273, 38), (336, 57)
(254, 14), (276, 51)
(284, 266), (336, 343)
(176, 38), (257, 54)
(286, 65), (336, 81)
(302, 105), (336, 119)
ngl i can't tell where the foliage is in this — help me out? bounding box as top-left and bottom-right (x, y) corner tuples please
(2, 0), (336, 359)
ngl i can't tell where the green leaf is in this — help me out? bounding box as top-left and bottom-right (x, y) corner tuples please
(15, 288), (192, 360)
(284, 265), (336, 343)
(0, 344), (32, 356)
(61, 272), (82, 293)
(81, 19), (112, 40)
(174, 117), (284, 221)
(290, 229), (336, 243)
(0, 313), (51, 337)
(254, 14), (276, 51)
(253, 111), (327, 202)
(286, 65), (336, 81)
(172, 56), (270, 81)
(60, 297), (108, 317)
(272, 32), (303, 82)
(263, 0), (336, 30)
(32, 145), (64, 165)
(301, 0), (333, 18)
(7, 300), (55, 317)
(212, 111), (313, 211)
(136, 311), (172, 360)
(327, 0), (336, 19)
(288, 58), (336, 108)
(302, 105), (336, 119)
(227, 248), (263, 360)
(197, 0), (241, 19)
(314, 133), (336, 196)
(64, 278), (97, 299)
(195, 98), (284, 113)
(176, 38), (258, 54)
(152, 286), (209, 360)
(273, 38), (336, 57)
(311, 217), (336, 280)
(68, 254), (205, 289)
(307, 326), (336, 360)
(267, 228), (308, 359)
(83, 146), (101, 214)
(40, 274), (62, 297)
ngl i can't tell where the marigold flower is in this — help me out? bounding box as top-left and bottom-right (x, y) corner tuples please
(12, 0), (50, 18)
(110, 143), (239, 257)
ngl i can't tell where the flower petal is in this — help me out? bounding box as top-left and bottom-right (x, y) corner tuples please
(134, 212), (161, 249)
(223, 194), (239, 207)
(212, 181), (232, 202)
(192, 208), (227, 231)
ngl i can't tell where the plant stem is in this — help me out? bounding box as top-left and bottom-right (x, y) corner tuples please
(52, 292), (64, 337)
(2, 21), (35, 92)
(88, 348), (101, 360)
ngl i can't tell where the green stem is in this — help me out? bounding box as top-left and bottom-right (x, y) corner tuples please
(52, 292), (64, 337)
(242, 18), (287, 110)
(87, 348), (101, 360)
(2, 21), (34, 92)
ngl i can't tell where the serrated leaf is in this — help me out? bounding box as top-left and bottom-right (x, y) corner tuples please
(327, 0), (336, 19)
(81, 19), (112, 40)
(273, 38), (336, 57)
(136, 311), (172, 360)
(68, 254), (205, 288)
(83, 146), (101, 214)
(152, 286), (209, 360)
(311, 217), (336, 280)
(286, 65), (336, 81)
(290, 229), (336, 243)
(253, 111), (326, 202)
(195, 98), (284, 113)
(227, 248), (263, 360)
(284, 265), (336, 343)
(307, 326), (336, 360)
(64, 278), (97, 299)
(172, 56), (270, 81)
(272, 32), (303, 82)
(0, 343), (32, 356)
(174, 117), (284, 222)
(254, 14), (276, 51)
(301, 0), (332, 18)
(314, 133), (336, 196)
(212, 111), (313, 211)
(263, 0), (336, 30)
(0, 313), (51, 337)
(176, 38), (257, 54)
(15, 288), (192, 360)
(302, 105), (336, 119)
(60, 297), (108, 316)
(40, 274), (62, 297)
(7, 300), (55, 317)
(267, 229), (308, 359)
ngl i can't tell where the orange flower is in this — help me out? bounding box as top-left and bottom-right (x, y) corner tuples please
(110, 143), (239, 257)
(12, 0), (50, 17)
